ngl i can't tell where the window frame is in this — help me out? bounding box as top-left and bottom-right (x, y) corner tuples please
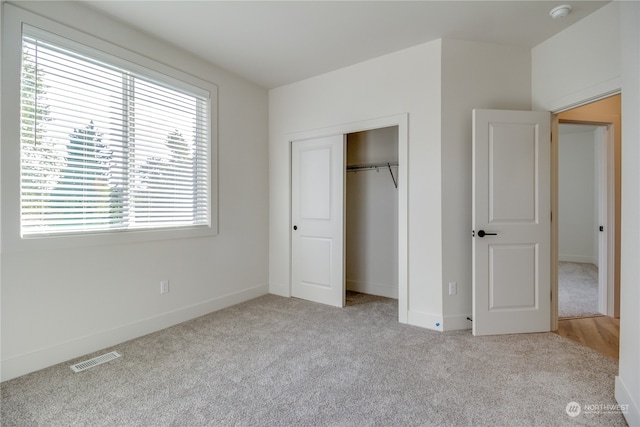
(1, 4), (219, 252)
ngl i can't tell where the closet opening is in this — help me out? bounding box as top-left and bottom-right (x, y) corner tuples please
(345, 126), (399, 306)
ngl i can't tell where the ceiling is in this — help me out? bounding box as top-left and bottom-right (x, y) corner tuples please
(82, 1), (610, 89)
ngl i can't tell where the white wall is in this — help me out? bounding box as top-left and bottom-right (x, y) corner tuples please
(346, 127), (398, 299)
(0, 2), (269, 381)
(440, 39), (531, 330)
(617, 2), (640, 425)
(269, 41), (445, 329)
(531, 1), (620, 112)
(532, 1), (640, 423)
(0, 1), (4, 378)
(270, 39), (531, 331)
(558, 128), (598, 264)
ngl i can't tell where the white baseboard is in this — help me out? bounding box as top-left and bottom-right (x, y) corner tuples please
(558, 255), (598, 265)
(443, 314), (473, 331)
(346, 280), (398, 299)
(616, 376), (640, 427)
(1, 284), (269, 382)
(408, 309), (443, 331)
(268, 281), (290, 297)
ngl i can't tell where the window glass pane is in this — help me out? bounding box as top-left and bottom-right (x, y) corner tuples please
(20, 28), (209, 237)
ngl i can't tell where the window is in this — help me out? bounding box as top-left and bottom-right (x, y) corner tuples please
(19, 25), (213, 237)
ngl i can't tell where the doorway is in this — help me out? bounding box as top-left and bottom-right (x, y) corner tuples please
(553, 94), (621, 322)
(552, 94), (621, 358)
(346, 127), (399, 302)
(557, 123), (607, 319)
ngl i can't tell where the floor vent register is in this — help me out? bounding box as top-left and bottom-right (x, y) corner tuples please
(70, 351), (122, 373)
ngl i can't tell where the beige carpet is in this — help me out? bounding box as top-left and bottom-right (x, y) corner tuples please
(558, 261), (600, 319)
(1, 293), (627, 426)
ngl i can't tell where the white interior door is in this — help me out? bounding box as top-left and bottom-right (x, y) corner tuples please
(472, 109), (551, 335)
(291, 135), (345, 307)
(595, 125), (612, 315)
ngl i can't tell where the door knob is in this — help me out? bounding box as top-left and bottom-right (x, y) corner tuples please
(293, 225), (298, 231)
(477, 230), (497, 237)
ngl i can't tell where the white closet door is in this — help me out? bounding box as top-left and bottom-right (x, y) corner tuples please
(291, 135), (345, 307)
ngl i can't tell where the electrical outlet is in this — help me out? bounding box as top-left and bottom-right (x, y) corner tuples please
(448, 281), (457, 296)
(160, 280), (169, 294)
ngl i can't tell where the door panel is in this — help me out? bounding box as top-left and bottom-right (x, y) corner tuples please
(291, 135), (345, 307)
(489, 124), (537, 222)
(473, 109), (550, 336)
(300, 148), (332, 219)
(489, 244), (537, 309)
(300, 237), (332, 288)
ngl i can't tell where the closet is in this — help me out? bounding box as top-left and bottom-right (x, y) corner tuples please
(345, 126), (399, 299)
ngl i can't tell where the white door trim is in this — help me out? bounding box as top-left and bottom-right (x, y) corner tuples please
(288, 114), (409, 323)
(551, 115), (559, 331)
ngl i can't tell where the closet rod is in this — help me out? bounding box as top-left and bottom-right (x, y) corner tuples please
(346, 162), (398, 171)
(346, 162), (398, 188)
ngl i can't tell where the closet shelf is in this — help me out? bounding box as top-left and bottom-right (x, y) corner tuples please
(346, 162), (398, 188)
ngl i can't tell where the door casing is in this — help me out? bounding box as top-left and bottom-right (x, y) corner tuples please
(551, 119), (617, 329)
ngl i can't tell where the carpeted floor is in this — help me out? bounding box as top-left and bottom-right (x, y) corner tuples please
(1, 293), (627, 426)
(558, 261), (600, 319)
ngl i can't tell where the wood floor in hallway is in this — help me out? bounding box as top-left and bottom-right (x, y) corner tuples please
(554, 315), (620, 359)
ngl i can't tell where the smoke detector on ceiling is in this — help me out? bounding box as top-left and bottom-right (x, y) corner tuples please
(550, 4), (572, 19)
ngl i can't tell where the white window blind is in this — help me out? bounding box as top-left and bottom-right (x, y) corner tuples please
(20, 26), (211, 237)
